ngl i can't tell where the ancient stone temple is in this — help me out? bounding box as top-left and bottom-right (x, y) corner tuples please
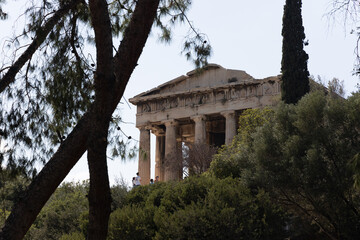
(129, 64), (280, 184)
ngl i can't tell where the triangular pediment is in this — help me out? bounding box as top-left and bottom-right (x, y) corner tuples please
(130, 64), (255, 104)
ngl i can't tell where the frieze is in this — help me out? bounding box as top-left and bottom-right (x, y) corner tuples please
(137, 81), (280, 114)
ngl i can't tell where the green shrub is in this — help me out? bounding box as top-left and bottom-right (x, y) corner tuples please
(108, 205), (156, 240)
(59, 231), (85, 240)
(210, 91), (360, 239)
(25, 181), (89, 240)
(108, 176), (287, 240)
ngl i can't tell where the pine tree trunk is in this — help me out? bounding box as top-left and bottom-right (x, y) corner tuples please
(0, 0), (160, 239)
(87, 117), (112, 240)
(87, 0), (114, 238)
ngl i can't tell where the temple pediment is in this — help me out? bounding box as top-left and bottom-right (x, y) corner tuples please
(129, 64), (280, 127)
(130, 64), (256, 103)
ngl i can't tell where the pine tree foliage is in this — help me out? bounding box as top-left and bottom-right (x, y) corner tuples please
(281, 0), (310, 104)
(0, 0), (95, 175)
(0, 0), (210, 175)
(0, 0), (211, 239)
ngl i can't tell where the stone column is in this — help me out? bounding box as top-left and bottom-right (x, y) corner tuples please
(154, 132), (165, 181)
(221, 111), (237, 144)
(191, 115), (206, 144)
(164, 120), (178, 181)
(138, 126), (151, 185)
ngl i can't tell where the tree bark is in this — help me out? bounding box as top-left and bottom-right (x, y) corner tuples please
(0, 0), (160, 239)
(85, 0), (160, 238)
(87, 116), (112, 240)
(87, 0), (114, 238)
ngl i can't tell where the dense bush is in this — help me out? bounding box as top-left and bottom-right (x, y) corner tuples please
(25, 181), (89, 240)
(210, 107), (274, 179)
(58, 231), (85, 240)
(210, 91), (360, 239)
(22, 180), (129, 240)
(108, 176), (287, 240)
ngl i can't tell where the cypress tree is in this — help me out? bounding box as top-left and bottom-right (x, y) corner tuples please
(281, 0), (310, 104)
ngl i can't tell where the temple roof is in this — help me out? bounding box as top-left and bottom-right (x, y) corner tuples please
(129, 64), (259, 104)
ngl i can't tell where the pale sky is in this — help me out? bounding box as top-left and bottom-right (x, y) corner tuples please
(2, 0), (359, 186)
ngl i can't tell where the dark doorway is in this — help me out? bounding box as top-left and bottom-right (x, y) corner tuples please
(209, 132), (225, 148)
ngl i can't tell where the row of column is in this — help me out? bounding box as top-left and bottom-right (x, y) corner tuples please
(137, 111), (237, 185)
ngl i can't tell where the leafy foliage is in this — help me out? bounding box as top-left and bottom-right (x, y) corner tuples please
(210, 108), (274, 179)
(0, 170), (30, 228)
(110, 178), (129, 211)
(16, 179), (129, 240)
(210, 91), (360, 239)
(2, 176), (286, 239)
(108, 176), (287, 240)
(25, 181), (89, 240)
(58, 231), (85, 240)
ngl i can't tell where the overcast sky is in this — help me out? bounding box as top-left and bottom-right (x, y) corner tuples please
(2, 0), (359, 186)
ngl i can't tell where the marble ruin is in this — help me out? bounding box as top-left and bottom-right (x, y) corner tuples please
(129, 64), (281, 184)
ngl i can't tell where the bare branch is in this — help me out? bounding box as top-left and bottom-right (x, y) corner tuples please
(165, 143), (217, 177)
(327, 0), (360, 74)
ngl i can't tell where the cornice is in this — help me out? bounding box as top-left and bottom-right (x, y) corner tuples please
(129, 76), (279, 105)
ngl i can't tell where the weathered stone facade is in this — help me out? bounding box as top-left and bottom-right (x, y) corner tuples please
(129, 64), (280, 184)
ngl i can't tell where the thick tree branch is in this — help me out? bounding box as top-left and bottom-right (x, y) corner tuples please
(0, 0), (161, 239)
(0, 0), (82, 93)
(113, 0), (160, 104)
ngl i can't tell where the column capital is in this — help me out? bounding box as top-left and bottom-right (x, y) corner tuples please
(221, 110), (236, 118)
(145, 124), (165, 136)
(152, 128), (165, 136)
(137, 122), (151, 130)
(163, 119), (178, 127)
(191, 115), (206, 122)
